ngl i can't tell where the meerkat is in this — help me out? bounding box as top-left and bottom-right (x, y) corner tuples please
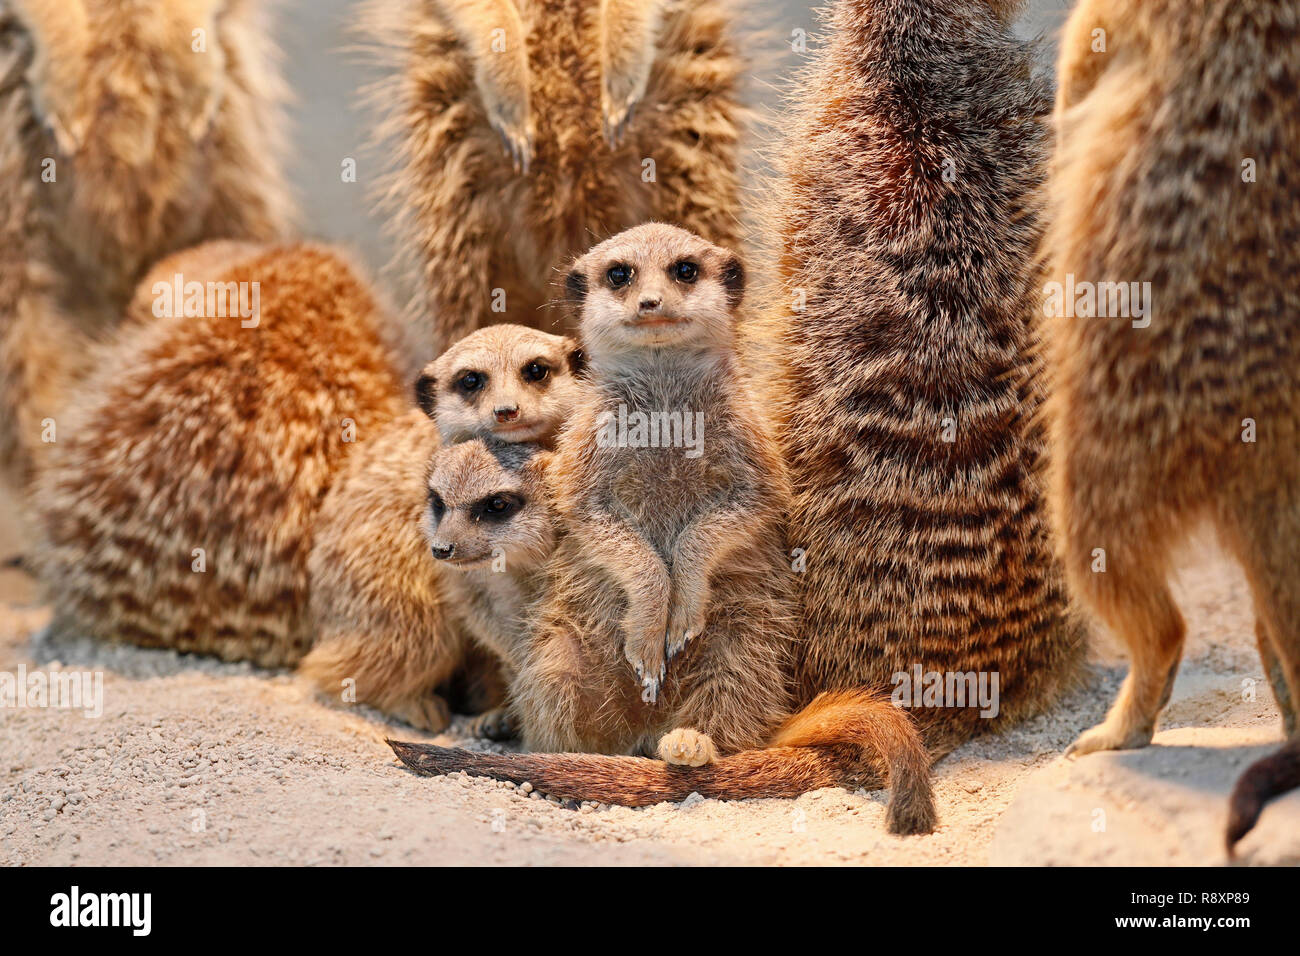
(0, 0), (292, 491)
(419, 437), (557, 738)
(745, 0), (1087, 754)
(1042, 0), (1300, 852)
(390, 223), (937, 833)
(31, 242), (401, 669)
(363, 0), (748, 352)
(299, 324), (584, 730)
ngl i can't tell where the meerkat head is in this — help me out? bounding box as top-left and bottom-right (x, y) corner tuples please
(563, 222), (744, 361)
(413, 324), (586, 445)
(422, 439), (555, 573)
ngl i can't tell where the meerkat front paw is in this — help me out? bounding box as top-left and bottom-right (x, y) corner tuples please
(665, 598), (707, 661)
(623, 607), (669, 704)
(657, 728), (718, 767)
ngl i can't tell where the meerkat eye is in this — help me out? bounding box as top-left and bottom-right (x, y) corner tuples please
(456, 371), (485, 394)
(478, 493), (523, 521)
(672, 260), (699, 283)
(428, 490), (446, 521)
(522, 360), (550, 383)
(606, 264), (633, 288)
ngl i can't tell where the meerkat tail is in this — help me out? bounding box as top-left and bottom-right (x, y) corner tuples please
(389, 739), (873, 805)
(390, 691), (938, 835)
(1225, 740), (1300, 854)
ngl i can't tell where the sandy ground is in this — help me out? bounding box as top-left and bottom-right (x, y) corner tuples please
(2, 497), (1297, 866)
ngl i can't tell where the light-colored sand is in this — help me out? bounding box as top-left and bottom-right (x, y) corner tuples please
(1, 520), (1296, 866)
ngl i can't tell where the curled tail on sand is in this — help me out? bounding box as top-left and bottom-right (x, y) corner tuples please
(391, 689), (937, 835)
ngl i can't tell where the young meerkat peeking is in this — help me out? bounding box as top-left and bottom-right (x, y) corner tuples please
(419, 438), (556, 738)
(0, 0), (292, 491)
(364, 0), (748, 352)
(300, 325), (584, 730)
(1044, 0), (1300, 853)
(390, 223), (937, 834)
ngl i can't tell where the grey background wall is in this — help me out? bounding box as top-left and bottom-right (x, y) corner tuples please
(278, 0), (1078, 274)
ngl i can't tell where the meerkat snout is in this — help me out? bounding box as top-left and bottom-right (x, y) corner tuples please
(430, 542), (455, 560)
(414, 324), (585, 445)
(637, 294), (663, 314)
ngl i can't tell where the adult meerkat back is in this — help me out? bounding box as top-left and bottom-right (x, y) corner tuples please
(364, 0), (747, 350)
(1044, 0), (1300, 851)
(33, 243), (403, 667)
(751, 0), (1085, 753)
(0, 0), (293, 489)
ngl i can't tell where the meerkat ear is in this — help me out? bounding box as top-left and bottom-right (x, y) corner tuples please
(564, 339), (587, 376)
(432, 0), (533, 172)
(414, 367), (438, 418)
(598, 0), (667, 146)
(721, 255), (745, 308)
(565, 269), (588, 305)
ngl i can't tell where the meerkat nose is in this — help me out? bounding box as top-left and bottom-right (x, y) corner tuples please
(430, 543), (455, 560)
(638, 295), (662, 313)
(494, 406), (520, 423)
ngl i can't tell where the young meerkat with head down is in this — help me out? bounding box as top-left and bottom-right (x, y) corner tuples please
(300, 324), (584, 732)
(417, 437), (556, 738)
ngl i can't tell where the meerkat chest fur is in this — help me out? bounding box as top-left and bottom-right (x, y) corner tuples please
(586, 351), (743, 557)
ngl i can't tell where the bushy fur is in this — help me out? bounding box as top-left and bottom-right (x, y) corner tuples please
(363, 0), (748, 352)
(749, 0), (1087, 756)
(0, 0), (293, 489)
(33, 243), (404, 668)
(1043, 0), (1300, 852)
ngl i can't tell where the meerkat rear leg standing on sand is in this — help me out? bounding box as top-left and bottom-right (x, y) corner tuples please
(1043, 0), (1300, 850)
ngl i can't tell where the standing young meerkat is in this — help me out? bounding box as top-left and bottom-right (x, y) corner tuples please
(364, 0), (748, 352)
(0, 0), (292, 491)
(390, 223), (938, 834)
(1043, 0), (1300, 852)
(300, 324), (584, 730)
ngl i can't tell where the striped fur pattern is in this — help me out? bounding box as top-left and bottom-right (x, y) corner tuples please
(749, 0), (1087, 755)
(363, 0), (748, 352)
(32, 243), (405, 669)
(0, 0), (293, 489)
(1044, 0), (1300, 851)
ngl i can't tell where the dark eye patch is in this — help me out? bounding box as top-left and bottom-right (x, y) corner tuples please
(606, 264), (633, 288)
(456, 370), (486, 394)
(473, 492), (525, 522)
(428, 489), (446, 522)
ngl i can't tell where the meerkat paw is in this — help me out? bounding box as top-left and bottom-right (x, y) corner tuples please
(1066, 718), (1155, 758)
(624, 611), (669, 704)
(665, 602), (707, 660)
(657, 728), (718, 767)
(467, 707), (518, 742)
(390, 692), (452, 734)
(601, 93), (640, 148)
